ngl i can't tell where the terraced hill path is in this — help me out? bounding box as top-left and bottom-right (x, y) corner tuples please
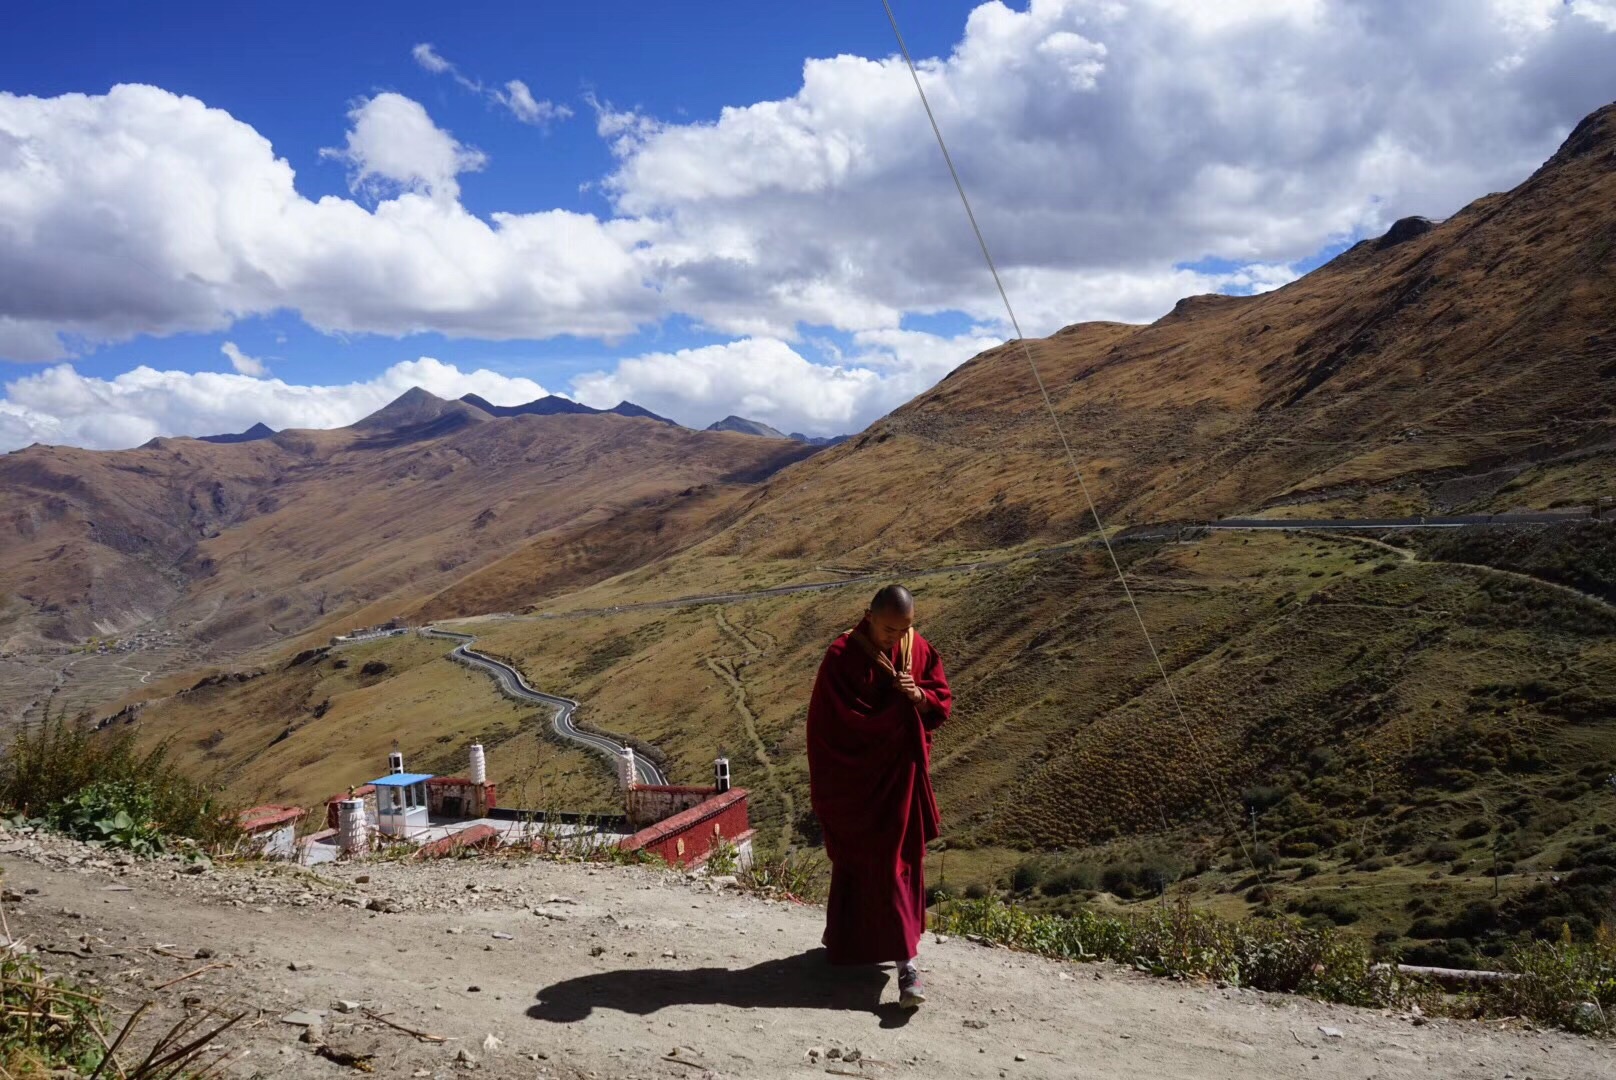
(1329, 532), (1616, 613)
(704, 608), (796, 850)
(0, 830), (1606, 1080)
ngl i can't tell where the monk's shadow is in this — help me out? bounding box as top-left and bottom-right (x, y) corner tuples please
(528, 949), (913, 1027)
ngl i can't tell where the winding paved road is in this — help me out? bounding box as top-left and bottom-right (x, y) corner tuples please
(392, 509), (1604, 787)
(1209, 510), (1591, 530)
(419, 628), (669, 786)
(514, 509), (1601, 621)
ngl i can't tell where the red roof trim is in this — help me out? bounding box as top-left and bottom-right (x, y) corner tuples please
(239, 805), (303, 831)
(325, 784), (376, 805)
(415, 824), (498, 860)
(620, 788), (749, 852)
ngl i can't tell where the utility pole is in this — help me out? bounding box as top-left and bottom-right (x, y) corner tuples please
(1476, 794), (1501, 899)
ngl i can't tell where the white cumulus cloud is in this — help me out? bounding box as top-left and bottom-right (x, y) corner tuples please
(571, 328), (1006, 436)
(412, 42), (573, 128)
(1, 1), (1614, 451)
(594, 0), (1616, 339)
(0, 357), (550, 452)
(220, 341), (267, 377)
(0, 84), (657, 361)
(321, 92), (487, 200)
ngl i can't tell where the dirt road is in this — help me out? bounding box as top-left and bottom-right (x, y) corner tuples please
(0, 831), (1605, 1080)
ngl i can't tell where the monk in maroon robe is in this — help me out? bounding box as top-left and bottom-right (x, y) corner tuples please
(807, 584), (950, 1008)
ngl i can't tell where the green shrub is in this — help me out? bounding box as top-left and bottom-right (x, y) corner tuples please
(1011, 859), (1048, 893)
(1401, 938), (1477, 970)
(703, 838), (740, 876)
(1296, 896), (1361, 926)
(934, 897), (1412, 1008)
(738, 849), (828, 903)
(937, 898), (1616, 1034)
(1139, 856), (1183, 895)
(1042, 864), (1099, 897)
(0, 719), (239, 850)
(1423, 842), (1462, 864)
(1100, 863), (1138, 899)
(46, 781), (166, 856)
(1494, 925), (1616, 1034)
(0, 951), (239, 1075)
(1446, 900), (1500, 938)
(1243, 786), (1286, 811)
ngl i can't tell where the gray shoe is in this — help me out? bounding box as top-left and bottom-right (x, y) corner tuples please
(898, 963), (926, 1009)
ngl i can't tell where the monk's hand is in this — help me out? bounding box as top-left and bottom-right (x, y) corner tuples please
(896, 673), (925, 705)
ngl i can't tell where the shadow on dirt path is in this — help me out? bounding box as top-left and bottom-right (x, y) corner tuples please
(528, 949), (913, 1028)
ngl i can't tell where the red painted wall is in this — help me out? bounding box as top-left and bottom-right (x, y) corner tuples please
(620, 788), (751, 868)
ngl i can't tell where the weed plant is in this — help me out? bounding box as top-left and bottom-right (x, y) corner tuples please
(936, 897), (1615, 1035)
(0, 719), (240, 851)
(0, 950), (240, 1076)
(739, 849), (828, 903)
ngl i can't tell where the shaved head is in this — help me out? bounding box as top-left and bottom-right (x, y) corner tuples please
(864, 584), (915, 650)
(870, 584), (914, 615)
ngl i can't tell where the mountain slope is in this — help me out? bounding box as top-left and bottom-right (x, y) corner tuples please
(0, 390), (819, 653)
(460, 393), (681, 427)
(195, 422), (276, 445)
(705, 415), (790, 439)
(293, 103), (1616, 628)
(629, 104), (1615, 579)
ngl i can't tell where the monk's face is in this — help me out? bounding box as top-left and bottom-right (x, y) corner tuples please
(865, 605), (914, 651)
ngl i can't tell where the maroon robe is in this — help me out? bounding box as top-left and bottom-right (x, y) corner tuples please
(807, 621), (951, 965)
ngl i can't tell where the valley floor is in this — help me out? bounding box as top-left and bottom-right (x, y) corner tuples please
(0, 831), (1606, 1080)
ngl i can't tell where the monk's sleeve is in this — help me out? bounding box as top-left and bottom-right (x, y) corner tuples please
(916, 645), (951, 732)
(807, 644), (860, 769)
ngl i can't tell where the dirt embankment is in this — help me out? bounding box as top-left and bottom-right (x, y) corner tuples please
(0, 830), (1606, 1080)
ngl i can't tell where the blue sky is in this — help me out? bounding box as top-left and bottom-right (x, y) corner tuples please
(2, 1), (976, 390)
(1, 1), (1612, 448)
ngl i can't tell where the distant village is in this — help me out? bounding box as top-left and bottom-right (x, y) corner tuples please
(328, 618), (409, 646)
(238, 739), (754, 873)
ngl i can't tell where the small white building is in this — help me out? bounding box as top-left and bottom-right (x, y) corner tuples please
(238, 805), (303, 858)
(370, 772), (432, 838)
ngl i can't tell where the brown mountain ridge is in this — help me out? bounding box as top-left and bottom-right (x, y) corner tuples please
(424, 102), (1616, 618)
(0, 393), (819, 653)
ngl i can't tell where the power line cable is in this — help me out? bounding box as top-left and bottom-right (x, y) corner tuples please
(879, 0), (1256, 869)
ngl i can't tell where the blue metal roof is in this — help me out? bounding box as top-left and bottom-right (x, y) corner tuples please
(369, 773), (433, 787)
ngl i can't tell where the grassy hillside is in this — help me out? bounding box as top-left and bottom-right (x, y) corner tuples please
(128, 634), (618, 813)
(128, 523), (1616, 965)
